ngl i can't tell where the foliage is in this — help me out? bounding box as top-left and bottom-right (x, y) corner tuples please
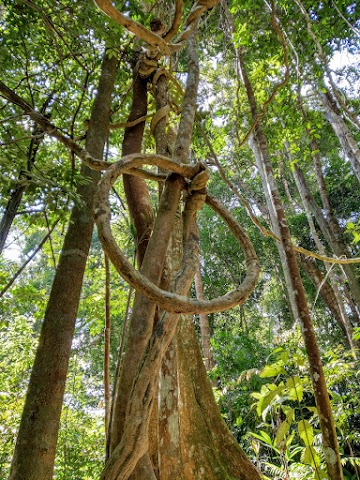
(246, 344), (360, 479)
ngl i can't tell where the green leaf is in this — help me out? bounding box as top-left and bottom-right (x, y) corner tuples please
(282, 405), (295, 424)
(249, 430), (274, 448)
(257, 385), (285, 420)
(298, 420), (314, 446)
(286, 376), (303, 402)
(302, 445), (321, 467)
(260, 363), (286, 378)
(275, 420), (290, 447)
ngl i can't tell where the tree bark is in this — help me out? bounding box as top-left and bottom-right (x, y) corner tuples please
(320, 88), (360, 184)
(0, 106), (49, 255)
(237, 47), (344, 480)
(177, 316), (261, 480)
(300, 255), (357, 350)
(122, 70), (154, 267)
(294, 164), (360, 313)
(291, 157), (357, 351)
(103, 26), (261, 480)
(8, 53), (118, 480)
(195, 267), (215, 371)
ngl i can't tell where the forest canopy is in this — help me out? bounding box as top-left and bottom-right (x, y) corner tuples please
(0, 1), (359, 480)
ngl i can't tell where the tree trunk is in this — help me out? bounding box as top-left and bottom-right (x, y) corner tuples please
(294, 164), (360, 313)
(300, 255), (357, 350)
(290, 155), (357, 351)
(154, 73), (184, 480)
(237, 47), (344, 480)
(320, 88), (360, 184)
(103, 28), (261, 480)
(195, 267), (215, 371)
(8, 53), (118, 480)
(0, 110), (49, 254)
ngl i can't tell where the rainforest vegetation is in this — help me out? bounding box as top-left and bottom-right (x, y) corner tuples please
(0, 0), (359, 479)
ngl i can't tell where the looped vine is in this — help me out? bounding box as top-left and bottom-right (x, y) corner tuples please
(95, 155), (260, 315)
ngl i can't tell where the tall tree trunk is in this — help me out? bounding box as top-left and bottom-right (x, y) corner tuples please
(104, 30), (200, 479)
(177, 316), (261, 480)
(0, 103), (50, 255)
(311, 139), (360, 322)
(320, 88), (360, 184)
(122, 70), (153, 267)
(107, 59), (155, 467)
(290, 158), (357, 351)
(237, 47), (344, 480)
(154, 72), (184, 480)
(8, 53), (118, 480)
(294, 164), (360, 313)
(300, 255), (357, 350)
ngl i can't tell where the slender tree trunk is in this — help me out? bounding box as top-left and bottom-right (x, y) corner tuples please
(107, 59), (159, 459)
(237, 47), (344, 480)
(122, 70), (153, 268)
(289, 154), (357, 350)
(300, 255), (357, 350)
(320, 89), (360, 184)
(0, 115), (47, 254)
(104, 254), (111, 437)
(294, 164), (360, 313)
(8, 53), (118, 480)
(154, 72), (184, 480)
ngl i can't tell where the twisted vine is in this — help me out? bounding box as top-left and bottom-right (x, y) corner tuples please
(95, 155), (260, 315)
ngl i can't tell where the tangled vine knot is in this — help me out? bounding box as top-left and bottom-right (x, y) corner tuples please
(94, 155), (260, 315)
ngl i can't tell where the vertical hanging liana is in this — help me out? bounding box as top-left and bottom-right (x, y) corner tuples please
(104, 253), (111, 438)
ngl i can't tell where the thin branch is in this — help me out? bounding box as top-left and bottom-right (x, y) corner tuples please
(175, 0), (221, 44)
(0, 80), (200, 178)
(224, 0), (290, 148)
(331, 0), (360, 36)
(198, 123), (360, 265)
(0, 220), (59, 298)
(21, 0), (89, 73)
(293, 0), (360, 130)
(109, 114), (152, 130)
(44, 211), (57, 269)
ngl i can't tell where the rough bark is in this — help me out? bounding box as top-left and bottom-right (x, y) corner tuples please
(122, 70), (153, 267)
(108, 172), (185, 454)
(177, 316), (261, 480)
(237, 48), (344, 480)
(195, 267), (215, 371)
(106, 56), (156, 478)
(154, 73), (184, 480)
(100, 26), (261, 480)
(107, 30), (199, 474)
(8, 53), (118, 480)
